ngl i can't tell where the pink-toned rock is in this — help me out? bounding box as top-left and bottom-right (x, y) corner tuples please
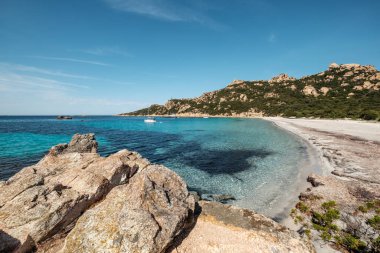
(269, 73), (296, 83)
(319, 87), (330, 95)
(61, 165), (195, 253)
(0, 134), (149, 252)
(303, 85), (319, 97)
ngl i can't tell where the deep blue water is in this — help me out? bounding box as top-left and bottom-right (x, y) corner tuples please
(0, 116), (313, 216)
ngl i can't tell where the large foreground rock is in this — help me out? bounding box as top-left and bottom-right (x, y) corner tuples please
(0, 134), (150, 252)
(61, 165), (195, 253)
(169, 201), (315, 253)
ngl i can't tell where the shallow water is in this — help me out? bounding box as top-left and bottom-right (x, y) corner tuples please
(0, 116), (314, 217)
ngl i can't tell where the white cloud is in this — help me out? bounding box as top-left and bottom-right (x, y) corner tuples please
(77, 47), (132, 57)
(0, 62), (92, 79)
(102, 0), (224, 29)
(0, 72), (88, 92)
(104, 0), (185, 21)
(0, 62), (134, 86)
(30, 56), (110, 66)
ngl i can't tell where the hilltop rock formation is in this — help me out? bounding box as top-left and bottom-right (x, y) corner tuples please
(0, 134), (315, 253)
(269, 73), (296, 84)
(121, 63), (380, 119)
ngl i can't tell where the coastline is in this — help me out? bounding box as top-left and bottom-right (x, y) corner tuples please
(264, 119), (324, 223)
(2, 116), (379, 252)
(264, 117), (380, 177)
(118, 114), (380, 222)
(264, 117), (380, 252)
(0, 133), (315, 253)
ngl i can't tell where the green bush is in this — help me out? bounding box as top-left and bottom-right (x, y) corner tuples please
(296, 202), (309, 213)
(358, 205), (368, 213)
(367, 215), (380, 230)
(372, 237), (380, 252)
(313, 209), (340, 226)
(322, 201), (337, 210)
(309, 200), (380, 252)
(340, 234), (366, 252)
(360, 110), (379, 120)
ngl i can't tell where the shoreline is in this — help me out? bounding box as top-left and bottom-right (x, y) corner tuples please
(264, 117), (380, 252)
(117, 113), (380, 124)
(265, 118), (333, 176)
(265, 119), (324, 223)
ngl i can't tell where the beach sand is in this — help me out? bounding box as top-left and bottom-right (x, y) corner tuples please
(265, 117), (380, 252)
(266, 117), (380, 180)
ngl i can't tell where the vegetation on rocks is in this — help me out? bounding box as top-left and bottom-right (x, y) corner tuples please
(122, 63), (380, 120)
(292, 199), (380, 253)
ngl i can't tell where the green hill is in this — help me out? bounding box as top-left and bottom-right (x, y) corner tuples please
(121, 63), (380, 120)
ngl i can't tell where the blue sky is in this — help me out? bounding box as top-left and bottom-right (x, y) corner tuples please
(0, 0), (379, 115)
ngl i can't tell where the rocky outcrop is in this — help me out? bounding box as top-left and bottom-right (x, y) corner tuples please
(0, 134), (149, 252)
(269, 73), (296, 83)
(228, 80), (245, 86)
(319, 86), (330, 95)
(48, 133), (98, 155)
(169, 201), (315, 253)
(62, 165), (195, 253)
(303, 85), (319, 97)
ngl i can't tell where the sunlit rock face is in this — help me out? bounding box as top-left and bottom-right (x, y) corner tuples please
(0, 134), (149, 252)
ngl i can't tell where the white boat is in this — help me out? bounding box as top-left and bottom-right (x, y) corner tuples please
(144, 117), (156, 123)
(203, 116), (209, 118)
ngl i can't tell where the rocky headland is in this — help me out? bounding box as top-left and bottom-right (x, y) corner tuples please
(0, 134), (314, 253)
(121, 63), (380, 120)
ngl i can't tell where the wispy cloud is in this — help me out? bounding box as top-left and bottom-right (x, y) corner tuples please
(0, 62), (92, 79)
(0, 71), (89, 92)
(64, 97), (146, 107)
(76, 47), (132, 57)
(0, 62), (142, 114)
(29, 56), (110, 66)
(102, 0), (224, 29)
(0, 62), (134, 87)
(0, 63), (89, 95)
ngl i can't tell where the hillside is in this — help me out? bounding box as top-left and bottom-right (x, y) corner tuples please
(121, 63), (380, 120)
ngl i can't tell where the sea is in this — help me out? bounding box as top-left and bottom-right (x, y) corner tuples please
(0, 116), (317, 218)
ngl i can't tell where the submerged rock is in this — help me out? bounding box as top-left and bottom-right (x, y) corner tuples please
(201, 193), (236, 203)
(0, 134), (149, 252)
(61, 165), (195, 253)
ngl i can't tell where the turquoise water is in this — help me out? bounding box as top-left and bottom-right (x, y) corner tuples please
(0, 116), (313, 217)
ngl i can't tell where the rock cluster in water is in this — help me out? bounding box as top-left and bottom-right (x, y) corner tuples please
(0, 134), (315, 253)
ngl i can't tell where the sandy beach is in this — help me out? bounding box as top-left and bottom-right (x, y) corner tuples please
(266, 117), (380, 252)
(266, 117), (380, 179)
